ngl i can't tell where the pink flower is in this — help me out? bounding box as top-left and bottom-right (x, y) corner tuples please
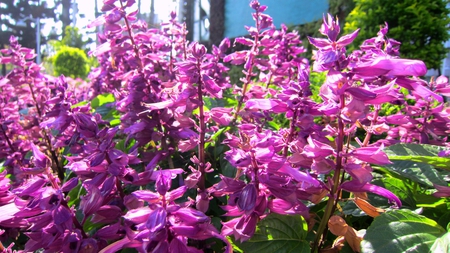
(210, 107), (233, 126)
(350, 145), (392, 165)
(433, 184), (450, 198)
(352, 57), (427, 77)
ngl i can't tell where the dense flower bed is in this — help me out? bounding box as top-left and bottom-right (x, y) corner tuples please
(1, 0), (450, 252)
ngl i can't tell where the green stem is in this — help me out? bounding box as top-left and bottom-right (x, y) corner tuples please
(312, 95), (346, 252)
(197, 59), (206, 191)
(27, 81), (64, 180)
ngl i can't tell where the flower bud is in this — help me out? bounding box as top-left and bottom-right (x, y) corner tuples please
(345, 226), (363, 253)
(156, 171), (172, 196)
(191, 43), (207, 59)
(328, 215), (348, 236)
(354, 197), (385, 218)
(196, 192), (210, 213)
(61, 177), (79, 192)
(172, 207), (210, 225)
(80, 185), (104, 217)
(238, 184), (257, 212)
(30, 144), (51, 171)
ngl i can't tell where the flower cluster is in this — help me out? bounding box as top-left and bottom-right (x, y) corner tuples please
(1, 0), (450, 252)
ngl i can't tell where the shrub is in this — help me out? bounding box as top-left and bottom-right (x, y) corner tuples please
(53, 46), (90, 79)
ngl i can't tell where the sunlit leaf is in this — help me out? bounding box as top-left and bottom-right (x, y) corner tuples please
(383, 144), (447, 186)
(232, 213), (309, 253)
(91, 93), (115, 109)
(361, 210), (446, 253)
(431, 232), (450, 253)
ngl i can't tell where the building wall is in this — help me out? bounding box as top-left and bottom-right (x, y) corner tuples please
(224, 0), (328, 38)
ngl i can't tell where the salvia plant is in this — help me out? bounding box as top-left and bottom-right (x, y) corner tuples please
(1, 0), (450, 252)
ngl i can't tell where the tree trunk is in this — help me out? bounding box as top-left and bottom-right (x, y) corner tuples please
(61, 0), (72, 31)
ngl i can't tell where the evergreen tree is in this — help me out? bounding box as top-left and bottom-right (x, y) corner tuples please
(344, 0), (450, 71)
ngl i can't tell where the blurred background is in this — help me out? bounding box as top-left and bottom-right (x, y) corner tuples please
(1, 0), (449, 78)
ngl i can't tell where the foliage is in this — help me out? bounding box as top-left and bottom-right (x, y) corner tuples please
(44, 26), (97, 78)
(231, 213), (309, 253)
(0, 0), (55, 50)
(1, 1), (450, 253)
(60, 26), (89, 50)
(344, 0), (450, 70)
(52, 46), (90, 79)
(362, 210), (446, 252)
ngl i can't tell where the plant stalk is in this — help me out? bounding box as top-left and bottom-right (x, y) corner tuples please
(312, 95), (346, 252)
(197, 60), (206, 191)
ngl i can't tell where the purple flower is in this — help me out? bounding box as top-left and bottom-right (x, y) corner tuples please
(352, 57), (427, 77)
(95, 223), (122, 240)
(237, 184), (257, 212)
(349, 145), (392, 165)
(245, 99), (288, 113)
(345, 163), (373, 184)
(433, 184), (450, 198)
(156, 170), (172, 196)
(319, 14), (341, 41)
(225, 148), (251, 167)
(91, 205), (122, 224)
(29, 144), (51, 172)
(80, 184), (104, 217)
(191, 42), (207, 59)
(146, 207), (167, 233)
(341, 181), (402, 208)
(210, 107), (233, 126)
(303, 137), (335, 159)
(223, 212), (259, 243)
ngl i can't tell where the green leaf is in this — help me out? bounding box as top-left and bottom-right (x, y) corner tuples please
(438, 212), (450, 231)
(384, 143), (450, 170)
(90, 93), (120, 124)
(83, 215), (105, 234)
(382, 144), (447, 187)
(224, 97), (238, 107)
(203, 96), (225, 109)
(110, 118), (121, 126)
(431, 232), (450, 253)
(383, 161), (445, 187)
(221, 160), (237, 178)
(267, 121), (280, 131)
(192, 105), (209, 115)
(205, 127), (230, 149)
(232, 213), (310, 253)
(67, 181), (85, 207)
(115, 138), (136, 153)
(415, 193), (447, 208)
(374, 177), (416, 208)
(384, 143), (446, 157)
(71, 100), (88, 108)
(91, 93), (115, 109)
(389, 156), (450, 171)
(361, 210), (446, 253)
